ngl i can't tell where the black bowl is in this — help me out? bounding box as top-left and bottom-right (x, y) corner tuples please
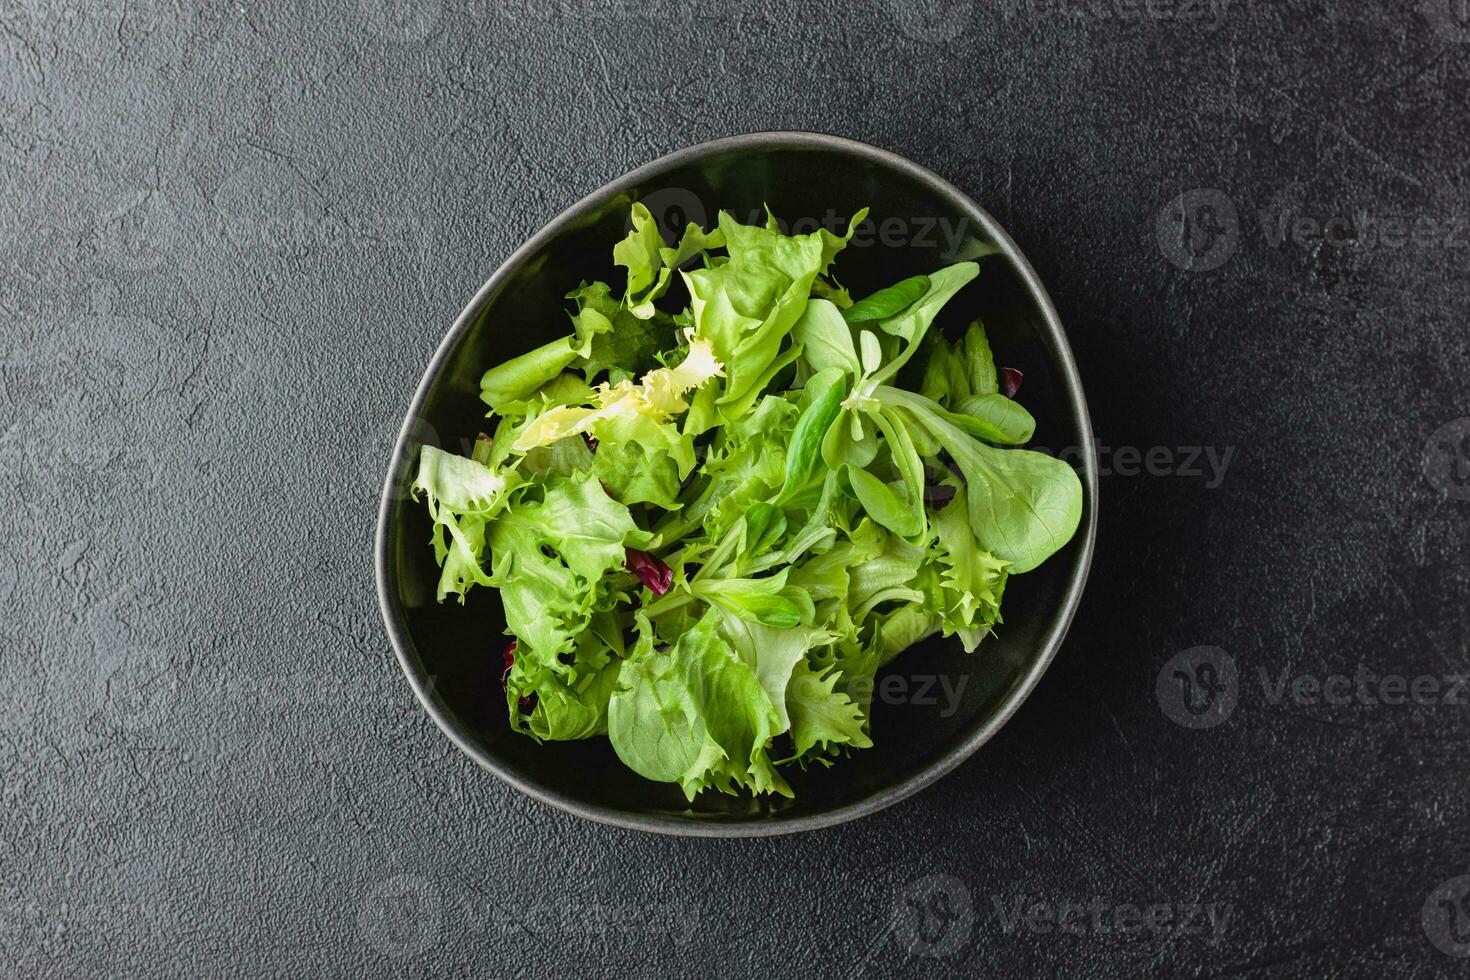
(376, 132), (1098, 836)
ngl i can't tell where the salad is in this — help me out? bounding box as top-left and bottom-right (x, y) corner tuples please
(412, 203), (1083, 799)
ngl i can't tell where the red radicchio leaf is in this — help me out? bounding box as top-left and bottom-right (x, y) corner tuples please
(626, 548), (672, 597)
(501, 641), (516, 687)
(925, 482), (957, 511)
(999, 367), (1024, 399)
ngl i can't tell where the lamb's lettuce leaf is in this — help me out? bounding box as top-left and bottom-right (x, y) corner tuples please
(877, 385), (1082, 573)
(843, 274), (930, 324)
(793, 299), (861, 376)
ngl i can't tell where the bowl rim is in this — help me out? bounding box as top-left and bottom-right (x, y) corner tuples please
(375, 130), (1099, 837)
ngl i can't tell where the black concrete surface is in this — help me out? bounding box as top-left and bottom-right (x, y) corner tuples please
(2, 1), (1468, 976)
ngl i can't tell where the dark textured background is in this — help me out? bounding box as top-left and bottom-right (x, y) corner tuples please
(3, 0), (1469, 976)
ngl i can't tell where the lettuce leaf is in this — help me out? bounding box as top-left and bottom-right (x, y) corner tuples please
(683, 209), (865, 424)
(930, 478), (1009, 649)
(487, 474), (651, 664)
(608, 611), (790, 800)
(478, 337), (585, 415)
(878, 385), (1082, 573)
(411, 446), (518, 601)
(567, 280), (674, 380)
(510, 630), (623, 741)
(591, 439), (682, 510)
(511, 333), (721, 477)
(784, 659), (872, 763)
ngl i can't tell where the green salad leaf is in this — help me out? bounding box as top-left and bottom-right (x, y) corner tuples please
(412, 202), (1084, 798)
(843, 274), (931, 324)
(609, 610), (790, 799)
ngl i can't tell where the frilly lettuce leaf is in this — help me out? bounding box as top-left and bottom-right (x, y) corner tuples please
(930, 477), (1009, 650)
(615, 204), (728, 320)
(592, 438), (682, 510)
(487, 474), (651, 664)
(567, 280), (676, 381)
(784, 659), (872, 763)
(717, 617), (834, 732)
(411, 446), (519, 601)
(614, 203), (669, 317)
(510, 334), (721, 477)
(510, 631), (624, 741)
